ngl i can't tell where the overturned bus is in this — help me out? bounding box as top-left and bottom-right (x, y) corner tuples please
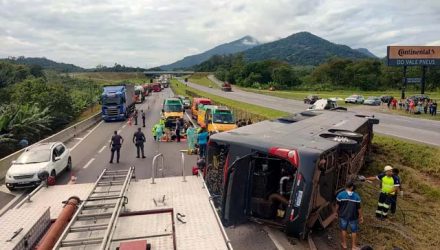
(204, 110), (379, 238)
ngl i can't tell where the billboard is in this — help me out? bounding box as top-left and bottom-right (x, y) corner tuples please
(387, 46), (440, 66)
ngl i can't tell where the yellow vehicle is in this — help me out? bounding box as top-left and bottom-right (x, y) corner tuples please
(162, 98), (184, 127)
(197, 105), (218, 127)
(199, 106), (237, 133)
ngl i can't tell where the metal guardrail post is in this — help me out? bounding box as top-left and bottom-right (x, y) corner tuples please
(151, 153), (163, 184)
(15, 182), (45, 209)
(179, 150), (188, 182)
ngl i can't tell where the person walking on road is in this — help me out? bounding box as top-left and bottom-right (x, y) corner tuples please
(197, 127), (209, 158)
(141, 110), (146, 127)
(366, 165), (401, 220)
(133, 127), (146, 158)
(110, 131), (124, 163)
(175, 119), (182, 142)
(133, 109), (138, 125)
(336, 181), (363, 250)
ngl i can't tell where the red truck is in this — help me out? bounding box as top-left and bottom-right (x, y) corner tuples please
(221, 82), (232, 92)
(152, 82), (161, 92)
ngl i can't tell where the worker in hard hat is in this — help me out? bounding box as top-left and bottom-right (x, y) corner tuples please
(366, 165), (401, 220)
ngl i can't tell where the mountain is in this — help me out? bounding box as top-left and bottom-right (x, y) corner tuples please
(160, 36), (260, 70)
(243, 32), (371, 66)
(2, 56), (84, 72)
(355, 48), (377, 58)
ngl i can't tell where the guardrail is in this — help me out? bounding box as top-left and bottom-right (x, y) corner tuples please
(0, 112), (102, 182)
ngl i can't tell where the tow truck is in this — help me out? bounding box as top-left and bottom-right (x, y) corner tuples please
(162, 98), (184, 128)
(198, 105), (237, 133)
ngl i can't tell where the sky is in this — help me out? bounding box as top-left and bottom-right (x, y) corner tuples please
(1, 0), (439, 68)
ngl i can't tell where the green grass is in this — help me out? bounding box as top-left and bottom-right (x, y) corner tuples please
(71, 72), (149, 85)
(356, 135), (440, 249)
(189, 76), (220, 89)
(170, 79), (287, 119)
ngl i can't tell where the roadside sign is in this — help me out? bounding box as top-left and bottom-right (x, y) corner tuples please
(404, 77), (422, 83)
(387, 46), (440, 66)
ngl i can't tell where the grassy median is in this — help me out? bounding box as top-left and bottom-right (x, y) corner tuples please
(170, 78), (288, 119)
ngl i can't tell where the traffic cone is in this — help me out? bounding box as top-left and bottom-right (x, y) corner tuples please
(69, 172), (77, 184)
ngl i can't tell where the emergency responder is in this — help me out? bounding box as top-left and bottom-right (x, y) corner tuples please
(133, 109), (138, 125)
(366, 165), (401, 220)
(141, 110), (146, 127)
(197, 127), (209, 158)
(109, 131), (124, 163)
(175, 119), (182, 142)
(154, 123), (164, 142)
(133, 127), (146, 158)
(186, 123), (196, 152)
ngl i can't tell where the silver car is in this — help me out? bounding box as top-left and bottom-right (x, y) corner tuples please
(345, 95), (365, 104)
(5, 142), (72, 190)
(364, 96), (381, 106)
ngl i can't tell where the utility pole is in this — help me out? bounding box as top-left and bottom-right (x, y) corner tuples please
(421, 66), (426, 94)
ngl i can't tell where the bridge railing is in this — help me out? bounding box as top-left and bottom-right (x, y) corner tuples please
(0, 112), (102, 182)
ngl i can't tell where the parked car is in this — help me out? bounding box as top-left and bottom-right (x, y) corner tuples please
(204, 110), (379, 238)
(380, 95), (393, 104)
(178, 95), (191, 109)
(407, 94), (430, 103)
(307, 99), (341, 110)
(345, 95), (364, 104)
(363, 96), (382, 106)
(303, 95), (320, 104)
(5, 142), (72, 191)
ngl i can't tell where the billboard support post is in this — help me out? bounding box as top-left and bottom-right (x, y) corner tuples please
(401, 66), (407, 100)
(421, 66), (426, 94)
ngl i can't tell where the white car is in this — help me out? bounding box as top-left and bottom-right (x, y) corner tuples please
(5, 142), (72, 191)
(345, 95), (364, 104)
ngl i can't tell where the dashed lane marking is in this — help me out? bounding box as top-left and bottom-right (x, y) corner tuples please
(70, 121), (104, 151)
(98, 145), (107, 154)
(83, 158), (95, 169)
(122, 124), (127, 129)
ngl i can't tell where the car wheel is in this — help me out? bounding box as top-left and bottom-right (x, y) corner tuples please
(345, 101), (348, 103)
(51, 169), (56, 177)
(66, 157), (72, 171)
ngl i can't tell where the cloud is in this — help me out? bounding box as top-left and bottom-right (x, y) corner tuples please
(0, 0), (439, 68)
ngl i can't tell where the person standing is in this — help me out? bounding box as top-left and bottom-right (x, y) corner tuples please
(133, 109), (138, 125)
(186, 124), (196, 152)
(197, 127), (209, 158)
(366, 165), (401, 220)
(390, 168), (402, 215)
(175, 119), (182, 142)
(133, 127), (146, 158)
(336, 182), (363, 250)
(141, 110), (146, 127)
(109, 131), (124, 163)
(155, 123), (164, 142)
(432, 100), (437, 116)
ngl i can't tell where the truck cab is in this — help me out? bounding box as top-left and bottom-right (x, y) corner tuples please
(204, 106), (237, 133)
(162, 98), (184, 127)
(134, 85), (145, 103)
(101, 85), (135, 121)
(191, 98), (212, 119)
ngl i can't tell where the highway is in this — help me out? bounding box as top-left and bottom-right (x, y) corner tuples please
(183, 75), (440, 147)
(57, 88), (197, 184)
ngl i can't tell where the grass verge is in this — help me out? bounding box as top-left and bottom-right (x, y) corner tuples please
(353, 135), (440, 249)
(71, 72), (149, 84)
(189, 74), (220, 89)
(170, 79), (287, 119)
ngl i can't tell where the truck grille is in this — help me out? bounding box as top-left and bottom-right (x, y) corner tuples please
(14, 174), (34, 179)
(107, 107), (119, 116)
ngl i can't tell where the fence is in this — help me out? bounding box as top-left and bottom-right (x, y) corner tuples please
(184, 90), (268, 124)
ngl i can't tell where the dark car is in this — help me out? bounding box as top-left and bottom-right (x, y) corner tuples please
(380, 95), (393, 104)
(304, 95), (320, 104)
(407, 94), (429, 103)
(204, 110), (379, 239)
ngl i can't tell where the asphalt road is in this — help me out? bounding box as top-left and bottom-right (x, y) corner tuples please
(184, 76), (440, 147)
(57, 88), (197, 185)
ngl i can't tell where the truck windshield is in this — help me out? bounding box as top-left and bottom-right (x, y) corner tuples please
(213, 112), (234, 124)
(103, 96), (121, 105)
(164, 104), (182, 112)
(135, 90), (141, 95)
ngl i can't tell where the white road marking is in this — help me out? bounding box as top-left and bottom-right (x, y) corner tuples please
(117, 129), (122, 134)
(70, 121), (104, 151)
(122, 124), (127, 129)
(83, 158), (95, 169)
(98, 145), (107, 154)
(73, 137), (84, 140)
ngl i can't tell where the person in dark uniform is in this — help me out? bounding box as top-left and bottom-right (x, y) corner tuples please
(110, 131), (124, 163)
(141, 110), (146, 127)
(175, 119), (181, 142)
(133, 127), (146, 158)
(133, 109), (138, 125)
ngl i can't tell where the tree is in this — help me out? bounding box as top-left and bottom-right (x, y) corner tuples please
(272, 66), (300, 88)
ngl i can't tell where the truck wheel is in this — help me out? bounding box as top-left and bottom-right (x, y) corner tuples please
(66, 157), (72, 171)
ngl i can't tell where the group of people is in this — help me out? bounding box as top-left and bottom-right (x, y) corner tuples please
(336, 165), (401, 249)
(388, 98), (438, 115)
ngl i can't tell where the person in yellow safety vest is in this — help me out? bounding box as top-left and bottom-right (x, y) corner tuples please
(366, 165), (401, 220)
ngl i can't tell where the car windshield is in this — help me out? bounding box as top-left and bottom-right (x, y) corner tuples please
(164, 104), (182, 112)
(15, 149), (50, 164)
(213, 112), (234, 124)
